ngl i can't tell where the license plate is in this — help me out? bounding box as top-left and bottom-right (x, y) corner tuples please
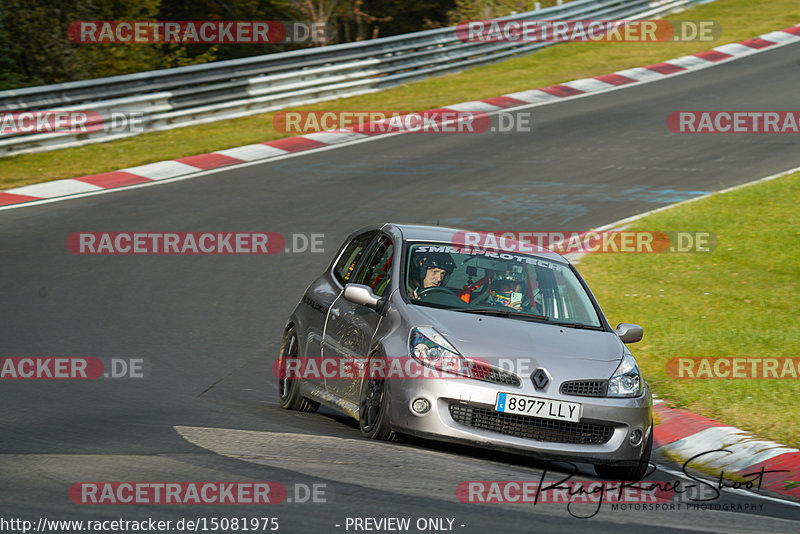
(495, 392), (581, 423)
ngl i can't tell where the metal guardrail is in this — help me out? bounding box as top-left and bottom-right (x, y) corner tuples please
(0, 0), (709, 156)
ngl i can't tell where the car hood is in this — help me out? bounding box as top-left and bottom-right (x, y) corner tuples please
(405, 305), (625, 380)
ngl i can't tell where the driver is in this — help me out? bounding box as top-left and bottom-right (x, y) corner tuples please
(487, 266), (527, 310)
(409, 251), (456, 299)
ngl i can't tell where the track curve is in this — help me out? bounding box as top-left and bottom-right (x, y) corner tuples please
(1, 39), (799, 532)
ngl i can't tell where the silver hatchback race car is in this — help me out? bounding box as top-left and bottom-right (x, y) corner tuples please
(277, 223), (652, 480)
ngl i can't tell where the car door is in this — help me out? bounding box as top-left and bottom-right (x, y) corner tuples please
(300, 230), (376, 389)
(323, 233), (394, 404)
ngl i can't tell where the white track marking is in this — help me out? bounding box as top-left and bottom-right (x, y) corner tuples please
(504, 89), (560, 104)
(6, 179), (103, 198)
(121, 160), (200, 180)
(665, 55), (713, 69)
(215, 143), (288, 161)
(664, 427), (797, 471)
(561, 78), (616, 93)
(446, 101), (504, 112)
(301, 131), (369, 144)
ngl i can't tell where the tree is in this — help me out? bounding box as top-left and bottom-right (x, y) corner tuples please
(448, 0), (560, 23)
(0, 0), (221, 88)
(159, 0), (298, 60)
(0, 0), (460, 88)
(333, 0), (454, 42)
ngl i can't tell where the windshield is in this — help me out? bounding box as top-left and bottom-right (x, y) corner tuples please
(405, 242), (603, 328)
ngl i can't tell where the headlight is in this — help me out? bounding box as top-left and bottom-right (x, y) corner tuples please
(410, 326), (470, 377)
(607, 353), (641, 397)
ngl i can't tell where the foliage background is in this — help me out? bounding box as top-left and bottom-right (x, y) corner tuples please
(0, 1), (565, 89)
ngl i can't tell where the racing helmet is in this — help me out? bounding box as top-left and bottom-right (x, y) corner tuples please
(488, 265), (525, 307)
(412, 251), (456, 286)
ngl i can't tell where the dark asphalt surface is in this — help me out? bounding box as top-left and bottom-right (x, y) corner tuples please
(1, 39), (799, 533)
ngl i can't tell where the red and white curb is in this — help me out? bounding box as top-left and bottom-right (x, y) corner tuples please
(654, 401), (800, 500)
(1, 24), (798, 210)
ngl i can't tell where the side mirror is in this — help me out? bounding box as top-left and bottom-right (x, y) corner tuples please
(343, 284), (386, 313)
(615, 323), (643, 344)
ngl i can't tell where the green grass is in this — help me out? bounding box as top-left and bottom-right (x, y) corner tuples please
(577, 172), (800, 446)
(1, 0), (799, 188)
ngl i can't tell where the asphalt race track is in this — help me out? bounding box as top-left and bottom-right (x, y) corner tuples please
(1, 39), (800, 533)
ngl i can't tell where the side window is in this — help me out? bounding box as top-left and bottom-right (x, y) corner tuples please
(354, 236), (394, 297)
(333, 231), (376, 284)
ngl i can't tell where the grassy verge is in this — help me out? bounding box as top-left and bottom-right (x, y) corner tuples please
(1, 0), (799, 188)
(577, 171), (800, 446)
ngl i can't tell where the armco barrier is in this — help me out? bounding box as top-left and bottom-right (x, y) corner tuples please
(0, 0), (710, 156)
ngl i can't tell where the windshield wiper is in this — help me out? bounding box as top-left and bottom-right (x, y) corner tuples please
(549, 321), (604, 330)
(459, 308), (549, 322)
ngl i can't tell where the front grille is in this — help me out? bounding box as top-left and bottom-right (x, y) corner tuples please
(560, 379), (608, 397)
(469, 361), (521, 386)
(448, 403), (613, 445)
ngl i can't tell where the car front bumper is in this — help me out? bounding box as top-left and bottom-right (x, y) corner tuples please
(387, 372), (652, 465)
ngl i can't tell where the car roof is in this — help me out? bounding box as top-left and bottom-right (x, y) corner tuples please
(380, 223), (570, 264)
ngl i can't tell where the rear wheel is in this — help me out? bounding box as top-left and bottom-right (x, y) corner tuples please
(359, 357), (395, 441)
(277, 327), (319, 412)
(594, 425), (653, 481)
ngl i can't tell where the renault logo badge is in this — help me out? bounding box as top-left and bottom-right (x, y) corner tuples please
(532, 369), (549, 389)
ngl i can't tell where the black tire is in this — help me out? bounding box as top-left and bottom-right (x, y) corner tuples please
(594, 425), (653, 481)
(359, 356), (395, 441)
(277, 327), (319, 413)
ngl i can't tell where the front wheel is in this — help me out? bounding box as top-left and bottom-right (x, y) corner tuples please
(594, 425), (653, 481)
(359, 357), (395, 441)
(277, 327), (319, 413)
